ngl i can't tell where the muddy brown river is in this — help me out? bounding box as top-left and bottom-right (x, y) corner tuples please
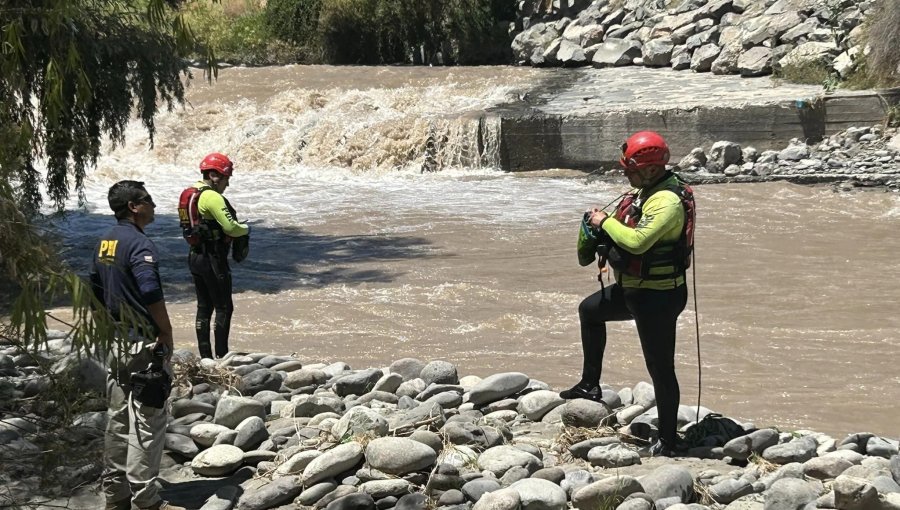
(51, 66), (898, 439)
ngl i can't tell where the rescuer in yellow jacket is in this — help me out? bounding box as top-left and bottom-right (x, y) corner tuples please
(565, 131), (696, 458)
(182, 153), (250, 359)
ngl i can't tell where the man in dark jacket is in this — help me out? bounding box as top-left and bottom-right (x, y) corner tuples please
(91, 180), (184, 510)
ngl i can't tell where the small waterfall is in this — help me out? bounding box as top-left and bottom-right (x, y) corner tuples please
(98, 68), (527, 176)
(420, 115), (502, 173)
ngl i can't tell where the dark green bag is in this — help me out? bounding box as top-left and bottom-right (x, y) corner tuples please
(577, 212), (601, 266)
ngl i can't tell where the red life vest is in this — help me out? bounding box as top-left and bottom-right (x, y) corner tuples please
(177, 185), (220, 246)
(606, 179), (695, 280)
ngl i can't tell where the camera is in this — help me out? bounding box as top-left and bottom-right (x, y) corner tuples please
(130, 345), (172, 408)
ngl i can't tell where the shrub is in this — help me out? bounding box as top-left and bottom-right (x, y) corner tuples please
(186, 0), (304, 65)
(265, 0), (324, 54)
(315, 0), (513, 65)
(775, 59), (832, 86)
(864, 0), (900, 87)
(318, 0), (410, 64)
(445, 0), (514, 64)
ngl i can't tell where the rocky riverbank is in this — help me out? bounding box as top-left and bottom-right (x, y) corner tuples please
(510, 0), (871, 79)
(1, 329), (899, 510)
(585, 125), (900, 191)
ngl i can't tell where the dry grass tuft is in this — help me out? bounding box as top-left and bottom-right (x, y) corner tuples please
(693, 480), (716, 506)
(866, 0), (900, 87)
(554, 425), (620, 459)
(171, 356), (243, 394)
(748, 452), (780, 475)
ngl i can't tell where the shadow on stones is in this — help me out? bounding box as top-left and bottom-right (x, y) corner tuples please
(159, 466), (253, 508)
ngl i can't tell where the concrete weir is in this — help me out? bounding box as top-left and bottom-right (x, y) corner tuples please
(488, 67), (900, 171)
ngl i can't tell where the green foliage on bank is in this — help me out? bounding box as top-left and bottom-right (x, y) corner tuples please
(776, 60), (833, 86)
(184, 0), (307, 65)
(265, 0), (325, 59)
(0, 0), (197, 344)
(1, 0), (206, 215)
(185, 0), (515, 65)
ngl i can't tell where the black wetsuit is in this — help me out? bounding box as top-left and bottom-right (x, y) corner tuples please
(188, 183), (248, 359)
(190, 243), (233, 359)
(579, 284), (687, 445)
(578, 173), (692, 447)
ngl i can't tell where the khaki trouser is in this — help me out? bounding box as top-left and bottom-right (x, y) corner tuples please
(102, 340), (169, 509)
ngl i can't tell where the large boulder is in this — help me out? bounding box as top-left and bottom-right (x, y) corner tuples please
(478, 445), (542, 477)
(334, 407), (389, 440)
(512, 23), (563, 64)
(517, 390), (565, 421)
(508, 478), (568, 510)
(213, 395), (266, 429)
(642, 38), (675, 67)
(389, 358), (427, 382)
(778, 41), (838, 69)
(738, 47), (772, 76)
(556, 40), (589, 67)
(591, 38), (642, 67)
(468, 373), (530, 406)
(333, 368), (383, 397)
(191, 444), (244, 476)
(639, 464), (695, 502)
(365, 437), (437, 475)
(572, 475), (644, 510)
(302, 442), (365, 485)
(420, 360), (458, 385)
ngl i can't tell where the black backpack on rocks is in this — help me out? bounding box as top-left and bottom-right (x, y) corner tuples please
(682, 413), (750, 448)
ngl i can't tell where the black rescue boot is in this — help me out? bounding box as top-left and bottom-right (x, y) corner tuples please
(645, 438), (687, 458)
(558, 382), (603, 402)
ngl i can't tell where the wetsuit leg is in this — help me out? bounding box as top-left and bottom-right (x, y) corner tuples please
(210, 264), (233, 359)
(625, 285), (688, 445)
(190, 253), (214, 359)
(577, 284), (632, 386)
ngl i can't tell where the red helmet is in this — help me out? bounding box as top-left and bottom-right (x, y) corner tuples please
(620, 131), (670, 170)
(199, 153), (234, 177)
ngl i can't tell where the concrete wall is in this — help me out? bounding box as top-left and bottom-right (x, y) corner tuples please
(823, 88), (900, 135)
(496, 87), (900, 172)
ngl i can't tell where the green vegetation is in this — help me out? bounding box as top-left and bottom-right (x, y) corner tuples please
(1, 0), (204, 493)
(185, 0), (306, 65)
(774, 59), (833, 86)
(265, 0), (325, 60)
(886, 104), (900, 128)
(184, 0), (514, 65)
(1, 0), (204, 341)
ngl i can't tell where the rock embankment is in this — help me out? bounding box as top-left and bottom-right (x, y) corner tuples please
(2, 330), (900, 509)
(590, 125), (900, 190)
(511, 0), (871, 79)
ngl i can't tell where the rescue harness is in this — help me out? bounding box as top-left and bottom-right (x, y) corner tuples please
(604, 178), (696, 280)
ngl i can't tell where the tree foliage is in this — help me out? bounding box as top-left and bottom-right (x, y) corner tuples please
(0, 0), (212, 216)
(265, 0), (324, 51)
(1, 0), (209, 351)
